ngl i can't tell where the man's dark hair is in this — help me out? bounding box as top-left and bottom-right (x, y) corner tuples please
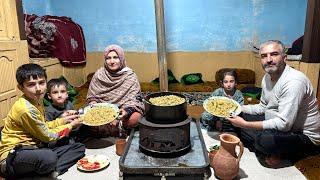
(16, 63), (47, 86)
(47, 78), (68, 93)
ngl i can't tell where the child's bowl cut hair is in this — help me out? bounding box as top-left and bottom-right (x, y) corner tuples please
(47, 78), (68, 93)
(16, 63), (47, 86)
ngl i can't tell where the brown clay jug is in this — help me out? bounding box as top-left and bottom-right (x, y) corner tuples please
(211, 133), (244, 180)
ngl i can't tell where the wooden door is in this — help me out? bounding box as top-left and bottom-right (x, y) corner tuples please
(0, 0), (23, 41)
(0, 41), (29, 125)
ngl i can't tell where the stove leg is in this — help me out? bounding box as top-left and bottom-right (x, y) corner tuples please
(160, 175), (166, 180)
(119, 171), (123, 180)
(204, 173), (209, 180)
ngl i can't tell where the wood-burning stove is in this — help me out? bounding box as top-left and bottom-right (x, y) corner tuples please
(119, 121), (211, 180)
(119, 92), (210, 179)
(139, 117), (191, 158)
(140, 92), (191, 157)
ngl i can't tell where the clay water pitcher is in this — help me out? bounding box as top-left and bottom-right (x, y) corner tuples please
(211, 133), (244, 180)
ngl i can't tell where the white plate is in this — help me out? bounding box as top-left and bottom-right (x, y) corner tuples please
(77, 154), (110, 172)
(203, 96), (241, 118)
(81, 103), (119, 126)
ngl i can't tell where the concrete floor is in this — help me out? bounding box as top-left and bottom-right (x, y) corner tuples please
(58, 128), (305, 180)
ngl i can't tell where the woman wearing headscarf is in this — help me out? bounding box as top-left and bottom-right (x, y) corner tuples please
(85, 44), (144, 137)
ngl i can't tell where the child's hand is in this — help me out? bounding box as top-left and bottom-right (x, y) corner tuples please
(61, 110), (78, 117)
(63, 114), (80, 124)
(69, 118), (83, 129)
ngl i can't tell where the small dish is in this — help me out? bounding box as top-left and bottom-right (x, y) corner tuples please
(77, 154), (110, 172)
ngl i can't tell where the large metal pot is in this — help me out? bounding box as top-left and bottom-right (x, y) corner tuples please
(144, 92), (188, 124)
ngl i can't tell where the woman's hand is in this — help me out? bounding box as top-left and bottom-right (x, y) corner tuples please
(88, 101), (97, 105)
(118, 109), (128, 121)
(110, 119), (120, 127)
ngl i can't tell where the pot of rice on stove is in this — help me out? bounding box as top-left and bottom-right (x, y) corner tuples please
(144, 92), (188, 124)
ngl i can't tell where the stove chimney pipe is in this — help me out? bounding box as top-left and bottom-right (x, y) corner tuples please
(154, 0), (168, 91)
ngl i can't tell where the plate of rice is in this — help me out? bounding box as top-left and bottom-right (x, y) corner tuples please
(203, 96), (241, 118)
(81, 103), (119, 126)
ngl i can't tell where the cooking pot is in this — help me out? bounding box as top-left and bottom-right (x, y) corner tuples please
(144, 92), (188, 124)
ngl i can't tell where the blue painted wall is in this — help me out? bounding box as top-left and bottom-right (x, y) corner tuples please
(22, 0), (307, 52)
(22, 0), (51, 16)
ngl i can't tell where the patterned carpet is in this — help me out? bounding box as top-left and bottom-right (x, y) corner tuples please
(73, 81), (213, 109)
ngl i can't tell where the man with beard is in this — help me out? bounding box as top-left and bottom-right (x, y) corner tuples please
(226, 40), (320, 168)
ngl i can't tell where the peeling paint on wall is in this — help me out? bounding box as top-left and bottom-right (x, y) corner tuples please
(252, 0), (265, 16)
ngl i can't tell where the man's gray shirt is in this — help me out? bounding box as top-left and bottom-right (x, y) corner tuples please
(242, 65), (320, 145)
